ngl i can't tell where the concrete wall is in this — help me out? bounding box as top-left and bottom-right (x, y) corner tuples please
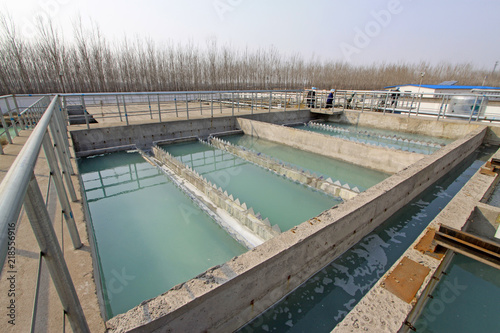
(323, 110), (480, 140)
(210, 136), (359, 200)
(237, 118), (424, 174)
(153, 145), (280, 240)
(71, 110), (312, 157)
(106, 127), (486, 333)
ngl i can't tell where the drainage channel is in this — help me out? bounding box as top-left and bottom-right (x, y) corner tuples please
(238, 145), (495, 332)
(78, 151), (246, 318)
(218, 133), (389, 192)
(297, 122), (452, 155)
(159, 140), (341, 232)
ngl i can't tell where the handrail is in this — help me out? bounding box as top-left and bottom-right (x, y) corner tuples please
(0, 96), (58, 268)
(0, 95), (89, 332)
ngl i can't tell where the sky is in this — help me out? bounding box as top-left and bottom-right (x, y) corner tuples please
(1, 0), (499, 69)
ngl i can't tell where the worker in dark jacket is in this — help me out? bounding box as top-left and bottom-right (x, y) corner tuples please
(326, 89), (335, 108)
(306, 87), (317, 108)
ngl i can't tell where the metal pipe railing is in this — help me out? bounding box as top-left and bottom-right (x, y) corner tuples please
(0, 95), (89, 332)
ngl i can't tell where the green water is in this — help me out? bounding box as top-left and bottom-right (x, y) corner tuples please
(413, 254), (500, 332)
(240, 146), (496, 332)
(79, 151), (246, 318)
(297, 122), (453, 155)
(162, 141), (340, 231)
(222, 134), (389, 191)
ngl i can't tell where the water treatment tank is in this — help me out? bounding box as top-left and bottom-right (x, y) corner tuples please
(448, 96), (488, 118)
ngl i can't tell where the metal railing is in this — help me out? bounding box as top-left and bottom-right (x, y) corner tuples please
(59, 90), (303, 129)
(0, 95), (89, 332)
(307, 89), (500, 123)
(0, 95), (50, 155)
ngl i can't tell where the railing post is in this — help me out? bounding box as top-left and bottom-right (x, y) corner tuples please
(185, 93), (189, 120)
(343, 91), (347, 112)
(80, 96), (90, 130)
(416, 93), (423, 116)
(174, 95), (179, 118)
(219, 93), (223, 114)
(468, 96), (479, 123)
(24, 173), (90, 333)
(370, 93), (374, 112)
(5, 97), (19, 137)
(199, 93), (203, 116)
(0, 105), (13, 144)
(251, 92), (254, 114)
(237, 92), (241, 113)
(383, 93), (389, 114)
(476, 96), (485, 122)
(115, 95), (123, 122)
(147, 95), (153, 119)
(12, 94), (25, 129)
(157, 94), (162, 122)
(269, 92), (272, 112)
(210, 93), (214, 118)
(361, 92), (366, 112)
(122, 95), (129, 125)
(42, 132), (82, 249)
(48, 118), (78, 202)
(55, 100), (76, 175)
(231, 92), (235, 116)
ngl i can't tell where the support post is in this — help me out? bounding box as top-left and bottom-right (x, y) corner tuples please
(81, 96), (90, 130)
(122, 95), (129, 126)
(147, 95), (153, 119)
(42, 133), (82, 249)
(174, 96), (179, 118)
(0, 105), (13, 144)
(186, 93), (189, 120)
(231, 92), (234, 116)
(157, 94), (162, 122)
(48, 118), (78, 202)
(24, 173), (90, 333)
(116, 96), (123, 122)
(5, 97), (19, 136)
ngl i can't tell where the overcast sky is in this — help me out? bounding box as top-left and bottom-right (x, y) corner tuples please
(1, 0), (499, 69)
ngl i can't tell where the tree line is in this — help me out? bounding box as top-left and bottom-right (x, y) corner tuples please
(0, 15), (498, 95)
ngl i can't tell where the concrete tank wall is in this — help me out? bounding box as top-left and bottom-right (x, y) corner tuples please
(70, 110), (311, 157)
(323, 110), (479, 140)
(106, 127), (486, 333)
(236, 118), (424, 174)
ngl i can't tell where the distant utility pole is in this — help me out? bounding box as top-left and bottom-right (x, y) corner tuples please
(491, 61), (499, 76)
(417, 72), (425, 94)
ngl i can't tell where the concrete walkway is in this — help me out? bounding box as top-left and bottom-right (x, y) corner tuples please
(0, 130), (105, 332)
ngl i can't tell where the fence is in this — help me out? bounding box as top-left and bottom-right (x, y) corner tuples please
(59, 90), (303, 129)
(0, 95), (89, 332)
(307, 89), (500, 123)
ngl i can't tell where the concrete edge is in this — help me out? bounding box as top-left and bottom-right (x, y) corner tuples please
(333, 144), (499, 333)
(236, 117), (425, 174)
(209, 136), (359, 200)
(104, 126), (486, 332)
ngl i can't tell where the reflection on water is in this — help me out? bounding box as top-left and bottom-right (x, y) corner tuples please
(79, 151), (246, 318)
(163, 141), (341, 231)
(240, 147), (494, 333)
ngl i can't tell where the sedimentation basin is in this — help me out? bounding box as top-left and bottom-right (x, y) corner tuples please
(68, 109), (500, 332)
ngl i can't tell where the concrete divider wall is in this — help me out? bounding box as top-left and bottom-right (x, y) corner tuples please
(70, 110), (312, 157)
(237, 118), (424, 174)
(106, 128), (486, 332)
(152, 145), (280, 240)
(209, 136), (359, 200)
(325, 110), (481, 140)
